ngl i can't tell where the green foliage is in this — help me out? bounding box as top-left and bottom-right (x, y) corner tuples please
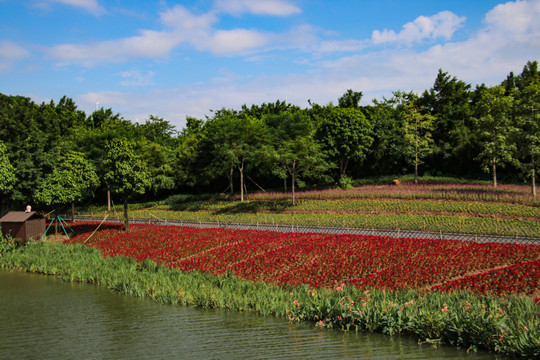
(316, 107), (373, 179)
(204, 110), (267, 201)
(175, 117), (205, 188)
(419, 69), (474, 176)
(165, 194), (197, 206)
(136, 139), (175, 195)
(514, 73), (540, 196)
(265, 110), (331, 203)
(473, 85), (517, 187)
(0, 140), (15, 196)
(2, 61), (540, 200)
(0, 232), (17, 255)
(338, 89), (363, 109)
(35, 151), (99, 206)
(0, 94), (49, 202)
(104, 138), (151, 231)
(401, 103), (435, 183)
(104, 138), (150, 199)
(338, 175), (353, 189)
(289, 287), (539, 357)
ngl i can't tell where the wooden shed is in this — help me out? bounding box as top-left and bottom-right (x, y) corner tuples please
(0, 211), (46, 243)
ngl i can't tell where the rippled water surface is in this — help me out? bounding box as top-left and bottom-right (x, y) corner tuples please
(0, 270), (504, 359)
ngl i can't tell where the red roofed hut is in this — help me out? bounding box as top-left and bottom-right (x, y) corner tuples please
(0, 211), (46, 244)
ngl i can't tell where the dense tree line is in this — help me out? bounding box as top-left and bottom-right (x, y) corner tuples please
(1, 61), (539, 216)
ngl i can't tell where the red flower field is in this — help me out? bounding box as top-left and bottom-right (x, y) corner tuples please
(65, 222), (540, 298)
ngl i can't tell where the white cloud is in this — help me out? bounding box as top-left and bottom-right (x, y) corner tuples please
(205, 29), (269, 54)
(47, 29), (183, 66)
(323, 0), (540, 94)
(214, 0), (301, 16)
(119, 70), (155, 86)
(317, 39), (367, 53)
(46, 4), (270, 65)
(79, 91), (129, 109)
(0, 41), (31, 71)
(49, 0), (105, 16)
(484, 0), (540, 35)
(160, 5), (216, 30)
(372, 11), (466, 46)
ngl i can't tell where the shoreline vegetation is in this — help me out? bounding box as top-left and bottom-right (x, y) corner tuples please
(0, 242), (538, 358)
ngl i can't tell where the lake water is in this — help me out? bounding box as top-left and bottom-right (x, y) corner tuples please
(0, 270), (504, 359)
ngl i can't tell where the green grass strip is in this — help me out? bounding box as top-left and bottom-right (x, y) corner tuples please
(151, 199), (540, 218)
(1, 242), (538, 358)
(112, 210), (539, 238)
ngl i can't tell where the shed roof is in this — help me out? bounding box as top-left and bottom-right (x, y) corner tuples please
(0, 211), (44, 223)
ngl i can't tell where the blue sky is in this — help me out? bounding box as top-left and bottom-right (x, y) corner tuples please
(1, 0), (539, 129)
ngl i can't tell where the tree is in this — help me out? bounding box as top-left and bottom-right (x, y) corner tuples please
(205, 110), (266, 201)
(77, 108), (140, 210)
(420, 70), (473, 175)
(400, 103), (435, 184)
(504, 61), (540, 196)
(103, 139), (150, 232)
(515, 79), (540, 196)
(316, 107), (373, 180)
(35, 151), (99, 224)
(514, 61), (540, 91)
(175, 117), (206, 190)
(0, 141), (15, 215)
(473, 86), (517, 188)
(240, 100), (299, 118)
(363, 93), (412, 176)
(338, 89), (363, 109)
(265, 111), (329, 204)
(136, 115), (177, 148)
(137, 139), (175, 196)
(0, 94), (50, 204)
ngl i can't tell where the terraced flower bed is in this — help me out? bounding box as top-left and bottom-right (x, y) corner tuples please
(65, 222), (540, 299)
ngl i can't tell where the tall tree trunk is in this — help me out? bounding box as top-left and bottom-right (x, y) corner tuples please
(123, 198), (130, 232)
(107, 190), (111, 212)
(71, 202), (75, 223)
(239, 160), (245, 202)
(493, 157), (497, 188)
(229, 168), (234, 196)
(283, 165), (287, 192)
(291, 162), (296, 206)
(414, 148), (419, 185)
(414, 120), (419, 185)
(532, 152), (537, 197)
(339, 158), (348, 179)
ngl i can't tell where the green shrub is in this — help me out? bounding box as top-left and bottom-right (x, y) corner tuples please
(338, 176), (354, 189)
(0, 232), (17, 255)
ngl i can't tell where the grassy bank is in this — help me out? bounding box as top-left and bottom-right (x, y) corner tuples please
(79, 208), (540, 238)
(1, 241), (538, 358)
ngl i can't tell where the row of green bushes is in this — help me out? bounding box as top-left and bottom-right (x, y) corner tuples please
(0, 242), (538, 358)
